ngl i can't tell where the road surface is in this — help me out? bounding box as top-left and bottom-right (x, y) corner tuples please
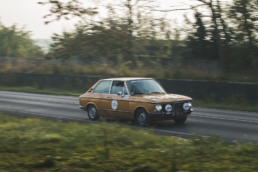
(0, 91), (257, 142)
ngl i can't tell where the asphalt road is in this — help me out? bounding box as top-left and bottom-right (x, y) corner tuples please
(0, 91), (258, 142)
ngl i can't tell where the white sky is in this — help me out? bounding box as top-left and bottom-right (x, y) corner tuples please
(0, 0), (222, 39)
(0, 0), (80, 39)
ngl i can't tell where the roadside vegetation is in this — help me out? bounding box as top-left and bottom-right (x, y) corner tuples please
(0, 113), (257, 171)
(0, 60), (258, 83)
(1, 0), (258, 84)
(0, 21), (44, 58)
(38, 0), (258, 76)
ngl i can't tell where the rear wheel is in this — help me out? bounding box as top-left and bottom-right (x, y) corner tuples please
(174, 116), (187, 124)
(135, 108), (151, 126)
(87, 105), (100, 121)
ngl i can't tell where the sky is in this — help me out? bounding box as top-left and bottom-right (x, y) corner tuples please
(0, 0), (212, 39)
(0, 0), (80, 39)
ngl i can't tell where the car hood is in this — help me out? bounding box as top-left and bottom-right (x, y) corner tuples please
(141, 94), (192, 103)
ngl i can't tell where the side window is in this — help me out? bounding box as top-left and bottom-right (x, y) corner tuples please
(94, 81), (112, 94)
(110, 81), (128, 95)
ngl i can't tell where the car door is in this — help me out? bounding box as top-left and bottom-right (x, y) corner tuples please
(106, 81), (130, 118)
(93, 80), (112, 116)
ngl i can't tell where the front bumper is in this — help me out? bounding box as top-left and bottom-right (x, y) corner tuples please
(149, 109), (193, 120)
(79, 106), (87, 111)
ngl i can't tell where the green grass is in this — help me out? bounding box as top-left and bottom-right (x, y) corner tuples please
(0, 113), (258, 171)
(0, 86), (258, 112)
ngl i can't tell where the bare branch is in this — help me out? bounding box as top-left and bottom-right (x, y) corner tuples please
(39, 0), (98, 24)
(152, 4), (206, 12)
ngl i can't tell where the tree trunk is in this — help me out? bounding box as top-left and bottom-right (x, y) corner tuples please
(209, 0), (225, 71)
(216, 0), (230, 71)
(242, 2), (255, 69)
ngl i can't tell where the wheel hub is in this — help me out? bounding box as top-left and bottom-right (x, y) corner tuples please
(89, 107), (96, 118)
(139, 112), (146, 123)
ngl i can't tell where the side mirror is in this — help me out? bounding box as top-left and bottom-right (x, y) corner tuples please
(117, 91), (122, 95)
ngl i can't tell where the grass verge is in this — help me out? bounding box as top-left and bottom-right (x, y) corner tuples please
(0, 113), (258, 171)
(0, 86), (258, 112)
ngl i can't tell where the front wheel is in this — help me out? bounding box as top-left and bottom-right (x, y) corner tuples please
(87, 105), (100, 121)
(135, 108), (151, 126)
(174, 116), (187, 124)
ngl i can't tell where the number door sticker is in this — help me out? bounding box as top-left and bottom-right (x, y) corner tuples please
(111, 100), (118, 110)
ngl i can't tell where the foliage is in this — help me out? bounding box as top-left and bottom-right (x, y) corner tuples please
(183, 12), (217, 60)
(40, 0), (177, 65)
(0, 113), (257, 171)
(38, 0), (98, 24)
(38, 0), (258, 74)
(228, 0), (258, 70)
(0, 22), (44, 58)
(0, 57), (257, 83)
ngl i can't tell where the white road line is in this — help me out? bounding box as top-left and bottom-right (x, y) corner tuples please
(194, 107), (258, 115)
(191, 114), (258, 124)
(0, 95), (78, 105)
(0, 109), (88, 121)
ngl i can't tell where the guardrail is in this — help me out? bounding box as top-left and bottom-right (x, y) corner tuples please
(0, 73), (258, 102)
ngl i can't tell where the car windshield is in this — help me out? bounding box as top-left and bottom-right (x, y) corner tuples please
(127, 80), (166, 95)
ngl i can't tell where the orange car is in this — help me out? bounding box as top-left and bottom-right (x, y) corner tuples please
(79, 78), (193, 125)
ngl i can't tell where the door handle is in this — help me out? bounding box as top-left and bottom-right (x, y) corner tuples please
(107, 97), (112, 99)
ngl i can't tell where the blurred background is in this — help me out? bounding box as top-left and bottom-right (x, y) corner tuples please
(1, 2), (258, 170)
(0, 0), (257, 79)
(0, 0), (258, 109)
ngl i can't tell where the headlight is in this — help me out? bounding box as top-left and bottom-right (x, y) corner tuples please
(154, 104), (162, 111)
(165, 104), (172, 112)
(183, 102), (192, 111)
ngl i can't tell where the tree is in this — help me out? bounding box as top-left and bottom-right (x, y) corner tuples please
(229, 0), (258, 69)
(193, 0), (231, 71)
(40, 0), (171, 65)
(47, 19), (134, 63)
(38, 0), (98, 24)
(154, 0), (233, 71)
(0, 22), (44, 58)
(183, 11), (217, 60)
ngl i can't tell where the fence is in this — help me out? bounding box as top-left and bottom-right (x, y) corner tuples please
(0, 73), (257, 103)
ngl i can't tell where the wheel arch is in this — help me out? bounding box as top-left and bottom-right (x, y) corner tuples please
(133, 106), (149, 120)
(86, 102), (98, 111)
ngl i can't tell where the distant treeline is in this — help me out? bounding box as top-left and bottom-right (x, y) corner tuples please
(40, 0), (258, 73)
(0, 22), (44, 58)
(1, 0), (258, 75)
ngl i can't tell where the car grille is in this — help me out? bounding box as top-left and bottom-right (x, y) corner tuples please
(162, 102), (185, 111)
(173, 102), (184, 111)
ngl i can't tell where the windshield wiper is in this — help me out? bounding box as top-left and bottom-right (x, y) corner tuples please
(149, 92), (165, 94)
(132, 92), (145, 95)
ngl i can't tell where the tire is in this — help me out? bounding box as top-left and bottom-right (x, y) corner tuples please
(87, 105), (100, 121)
(174, 116), (187, 124)
(135, 108), (151, 126)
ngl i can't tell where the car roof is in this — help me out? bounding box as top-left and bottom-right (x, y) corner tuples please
(102, 77), (153, 81)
